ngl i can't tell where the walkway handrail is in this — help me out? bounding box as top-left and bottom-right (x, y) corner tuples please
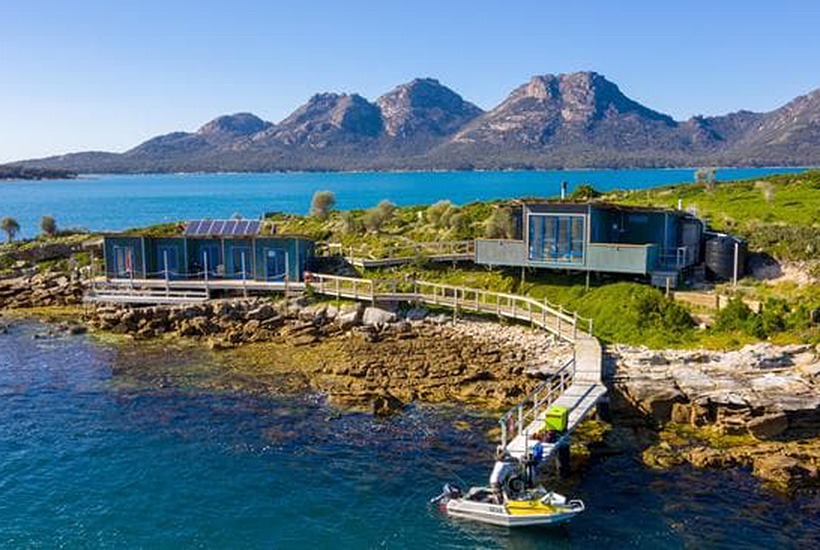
(305, 272), (593, 342)
(498, 357), (575, 450)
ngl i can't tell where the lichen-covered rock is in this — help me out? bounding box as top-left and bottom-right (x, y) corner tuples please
(362, 307), (397, 327)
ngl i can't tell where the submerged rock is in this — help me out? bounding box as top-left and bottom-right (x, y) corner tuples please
(372, 393), (403, 417)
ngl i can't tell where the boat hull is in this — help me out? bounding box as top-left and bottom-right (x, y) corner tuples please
(445, 499), (581, 527)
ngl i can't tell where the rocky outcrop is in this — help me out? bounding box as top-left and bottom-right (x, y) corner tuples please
(0, 271), (85, 309)
(613, 343), (820, 438)
(614, 343), (820, 490)
(84, 299), (573, 410)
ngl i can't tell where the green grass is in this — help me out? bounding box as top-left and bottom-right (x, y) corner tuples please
(609, 170), (820, 261)
(363, 263), (698, 348)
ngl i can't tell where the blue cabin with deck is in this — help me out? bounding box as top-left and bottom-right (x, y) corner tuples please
(102, 219), (314, 283)
(475, 201), (705, 286)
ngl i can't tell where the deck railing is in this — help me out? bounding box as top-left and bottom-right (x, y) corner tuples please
(305, 272), (593, 342)
(498, 357), (575, 450)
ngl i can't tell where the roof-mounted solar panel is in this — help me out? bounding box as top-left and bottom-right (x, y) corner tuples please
(184, 219), (262, 237)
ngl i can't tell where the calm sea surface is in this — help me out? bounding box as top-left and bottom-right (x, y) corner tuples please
(1, 319), (819, 549)
(0, 168), (806, 237)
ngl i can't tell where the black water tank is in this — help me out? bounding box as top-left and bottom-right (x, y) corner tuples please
(705, 235), (746, 280)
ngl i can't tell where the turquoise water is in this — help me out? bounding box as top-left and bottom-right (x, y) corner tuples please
(2, 319), (819, 549)
(0, 168), (806, 237)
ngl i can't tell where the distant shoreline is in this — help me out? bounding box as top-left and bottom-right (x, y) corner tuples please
(0, 166), (77, 181)
(62, 165), (812, 178)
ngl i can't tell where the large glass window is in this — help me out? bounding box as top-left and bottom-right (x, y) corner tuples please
(527, 215), (585, 263)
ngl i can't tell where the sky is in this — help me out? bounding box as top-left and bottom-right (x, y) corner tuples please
(1, 0), (819, 163)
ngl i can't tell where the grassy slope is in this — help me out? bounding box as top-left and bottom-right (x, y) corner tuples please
(610, 170), (820, 262)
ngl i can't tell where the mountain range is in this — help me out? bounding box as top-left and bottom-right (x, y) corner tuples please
(14, 72), (820, 172)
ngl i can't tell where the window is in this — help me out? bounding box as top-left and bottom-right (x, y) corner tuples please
(527, 214), (585, 263)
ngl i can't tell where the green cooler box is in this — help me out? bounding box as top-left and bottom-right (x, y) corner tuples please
(542, 406), (568, 432)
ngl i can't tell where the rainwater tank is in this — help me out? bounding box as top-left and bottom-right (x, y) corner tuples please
(705, 235), (746, 281)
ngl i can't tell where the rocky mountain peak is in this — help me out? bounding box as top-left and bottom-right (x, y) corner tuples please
(271, 93), (382, 146)
(376, 78), (483, 139)
(197, 113), (272, 137)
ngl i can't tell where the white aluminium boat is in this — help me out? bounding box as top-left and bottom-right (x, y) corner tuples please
(433, 485), (585, 528)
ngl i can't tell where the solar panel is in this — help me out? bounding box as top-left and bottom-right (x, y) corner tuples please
(184, 220), (200, 236)
(184, 219), (262, 237)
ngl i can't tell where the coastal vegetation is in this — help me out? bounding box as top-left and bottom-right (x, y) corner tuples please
(3, 170), (820, 350)
(1, 217), (20, 243)
(0, 165), (77, 180)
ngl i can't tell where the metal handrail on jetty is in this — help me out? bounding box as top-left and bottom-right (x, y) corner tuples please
(499, 358), (575, 450)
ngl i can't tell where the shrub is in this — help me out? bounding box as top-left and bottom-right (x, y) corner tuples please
(426, 200), (451, 227)
(713, 297), (753, 333)
(362, 209), (385, 232)
(1, 217), (20, 243)
(377, 200), (396, 221)
(569, 184), (602, 200)
(484, 208), (515, 239)
(40, 216), (57, 237)
(310, 191), (336, 219)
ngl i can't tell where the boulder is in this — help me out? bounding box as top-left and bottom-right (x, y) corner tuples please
(622, 379), (685, 423)
(246, 304), (276, 321)
(336, 311), (360, 329)
(362, 307), (397, 327)
(747, 413), (789, 440)
(752, 455), (818, 488)
(372, 393), (403, 417)
(405, 306), (428, 321)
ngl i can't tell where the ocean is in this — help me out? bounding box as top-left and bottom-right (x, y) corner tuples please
(1, 319), (818, 549)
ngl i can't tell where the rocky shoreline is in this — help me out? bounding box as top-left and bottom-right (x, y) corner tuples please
(82, 298), (573, 413)
(3, 271), (820, 491)
(612, 344), (820, 491)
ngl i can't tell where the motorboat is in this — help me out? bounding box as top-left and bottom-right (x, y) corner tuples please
(432, 484), (585, 528)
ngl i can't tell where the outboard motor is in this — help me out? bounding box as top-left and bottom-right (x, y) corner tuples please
(430, 483), (461, 505)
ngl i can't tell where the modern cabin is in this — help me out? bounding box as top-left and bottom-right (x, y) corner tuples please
(475, 201), (705, 286)
(102, 219), (314, 283)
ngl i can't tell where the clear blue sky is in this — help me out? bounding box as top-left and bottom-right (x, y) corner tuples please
(2, 0), (818, 163)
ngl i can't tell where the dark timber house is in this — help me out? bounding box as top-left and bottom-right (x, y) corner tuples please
(102, 219), (314, 283)
(475, 201), (705, 287)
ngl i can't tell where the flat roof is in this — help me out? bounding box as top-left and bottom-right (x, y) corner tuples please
(517, 199), (693, 216)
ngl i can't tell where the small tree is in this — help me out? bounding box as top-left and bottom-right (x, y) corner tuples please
(426, 200), (451, 227)
(484, 208), (515, 239)
(340, 211), (359, 234)
(695, 167), (716, 192)
(569, 184), (602, 201)
(1, 217), (20, 243)
(449, 212), (471, 239)
(362, 208), (384, 233)
(755, 180), (775, 203)
(310, 191), (336, 219)
(40, 216), (57, 237)
(376, 199), (396, 221)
